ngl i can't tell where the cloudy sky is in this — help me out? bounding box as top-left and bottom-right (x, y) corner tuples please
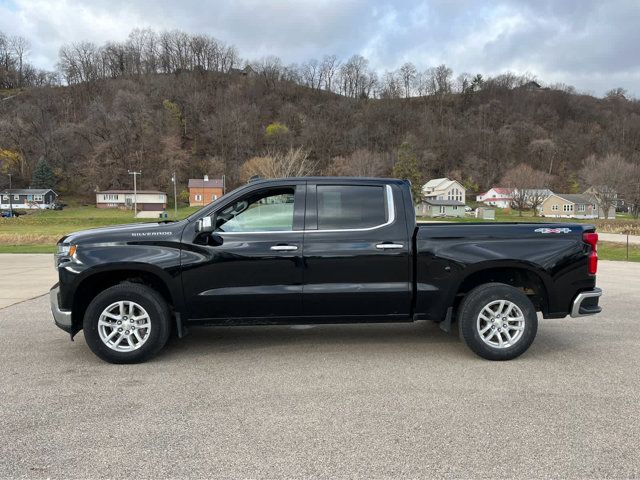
(1, 0), (639, 96)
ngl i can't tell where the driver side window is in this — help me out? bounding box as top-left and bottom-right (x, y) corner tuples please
(215, 187), (295, 233)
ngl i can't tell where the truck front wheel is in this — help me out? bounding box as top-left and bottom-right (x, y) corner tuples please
(83, 283), (171, 364)
(458, 283), (538, 360)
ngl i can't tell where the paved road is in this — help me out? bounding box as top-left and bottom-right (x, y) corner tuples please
(1, 261), (639, 479)
(598, 232), (640, 245)
(0, 254), (58, 308)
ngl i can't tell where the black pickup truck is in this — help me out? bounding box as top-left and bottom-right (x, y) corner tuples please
(50, 177), (602, 363)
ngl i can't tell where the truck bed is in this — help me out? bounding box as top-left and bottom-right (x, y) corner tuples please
(413, 221), (596, 322)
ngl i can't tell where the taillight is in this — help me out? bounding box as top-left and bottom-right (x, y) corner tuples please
(583, 232), (598, 274)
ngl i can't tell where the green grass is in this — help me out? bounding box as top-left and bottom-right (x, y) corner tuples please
(598, 242), (640, 262)
(0, 205), (201, 250)
(0, 244), (56, 253)
(420, 208), (640, 234)
(2, 204), (640, 261)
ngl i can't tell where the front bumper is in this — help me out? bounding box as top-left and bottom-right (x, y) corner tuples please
(50, 284), (73, 333)
(570, 288), (603, 317)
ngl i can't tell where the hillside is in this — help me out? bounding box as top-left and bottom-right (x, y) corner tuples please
(1, 67), (640, 199)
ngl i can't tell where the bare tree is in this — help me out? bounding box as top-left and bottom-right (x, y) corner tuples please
(621, 160), (640, 218)
(528, 138), (557, 175)
(503, 164), (551, 216)
(581, 153), (630, 219)
(10, 35), (29, 87)
(240, 148), (315, 181)
(338, 55), (376, 98)
(329, 149), (389, 177)
(319, 54), (340, 91)
(399, 62), (417, 98)
(379, 71), (402, 99)
(300, 58), (321, 89)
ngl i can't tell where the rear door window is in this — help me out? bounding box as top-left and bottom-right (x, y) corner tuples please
(316, 185), (387, 230)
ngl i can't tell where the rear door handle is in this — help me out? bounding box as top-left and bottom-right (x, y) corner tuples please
(270, 245), (298, 251)
(376, 243), (404, 249)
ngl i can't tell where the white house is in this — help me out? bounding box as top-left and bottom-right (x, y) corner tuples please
(422, 178), (466, 204)
(476, 187), (514, 209)
(0, 188), (58, 209)
(96, 190), (167, 214)
(417, 199), (465, 218)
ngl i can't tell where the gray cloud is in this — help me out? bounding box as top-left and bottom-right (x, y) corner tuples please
(0, 0), (638, 96)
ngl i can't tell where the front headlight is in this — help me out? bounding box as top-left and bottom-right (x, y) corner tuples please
(55, 244), (77, 268)
(57, 244), (77, 256)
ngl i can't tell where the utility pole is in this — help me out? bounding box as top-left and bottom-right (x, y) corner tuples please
(8, 173), (12, 216)
(128, 170), (141, 217)
(171, 172), (178, 219)
(222, 174), (226, 195)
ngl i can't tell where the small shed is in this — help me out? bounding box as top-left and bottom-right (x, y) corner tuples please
(475, 207), (496, 220)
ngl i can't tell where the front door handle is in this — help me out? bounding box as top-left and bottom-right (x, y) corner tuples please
(270, 245), (298, 251)
(376, 243), (404, 249)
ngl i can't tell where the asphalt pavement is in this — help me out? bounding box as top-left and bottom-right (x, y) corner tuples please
(0, 254), (58, 308)
(0, 261), (639, 478)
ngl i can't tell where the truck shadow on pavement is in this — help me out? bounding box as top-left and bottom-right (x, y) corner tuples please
(160, 320), (464, 358)
(156, 318), (575, 362)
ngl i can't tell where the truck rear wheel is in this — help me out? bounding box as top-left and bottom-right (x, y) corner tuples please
(458, 283), (538, 360)
(83, 283), (171, 364)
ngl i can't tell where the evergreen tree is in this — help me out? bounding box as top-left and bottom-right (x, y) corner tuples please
(31, 157), (56, 189)
(392, 142), (423, 203)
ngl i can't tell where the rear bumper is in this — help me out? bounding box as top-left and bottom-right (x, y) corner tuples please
(570, 287), (602, 317)
(50, 284), (73, 333)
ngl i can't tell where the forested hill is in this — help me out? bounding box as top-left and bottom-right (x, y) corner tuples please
(1, 59), (640, 198)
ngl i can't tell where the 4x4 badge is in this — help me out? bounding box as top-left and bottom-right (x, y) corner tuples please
(534, 227), (572, 234)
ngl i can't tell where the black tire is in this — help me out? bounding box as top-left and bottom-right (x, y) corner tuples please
(458, 282), (538, 361)
(83, 283), (171, 364)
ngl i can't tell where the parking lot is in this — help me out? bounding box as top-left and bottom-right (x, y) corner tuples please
(0, 258), (639, 478)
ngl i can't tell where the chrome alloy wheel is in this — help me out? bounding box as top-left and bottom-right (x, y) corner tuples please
(476, 300), (525, 349)
(98, 301), (151, 352)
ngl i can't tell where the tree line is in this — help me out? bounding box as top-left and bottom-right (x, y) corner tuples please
(0, 33), (58, 89)
(0, 28), (639, 216)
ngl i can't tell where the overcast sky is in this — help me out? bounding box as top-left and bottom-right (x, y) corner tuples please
(1, 0), (639, 97)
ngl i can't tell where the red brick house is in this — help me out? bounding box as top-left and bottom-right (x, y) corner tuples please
(188, 176), (224, 206)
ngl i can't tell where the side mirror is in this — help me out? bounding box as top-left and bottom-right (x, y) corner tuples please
(195, 215), (216, 233)
(207, 233), (224, 247)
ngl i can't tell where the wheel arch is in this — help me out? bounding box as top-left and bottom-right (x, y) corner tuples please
(71, 263), (179, 334)
(451, 262), (551, 316)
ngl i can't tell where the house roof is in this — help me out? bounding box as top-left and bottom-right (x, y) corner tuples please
(424, 199), (465, 206)
(522, 81), (542, 89)
(188, 178), (224, 188)
(1, 188), (56, 195)
(516, 188), (553, 197)
(584, 186), (617, 195)
(97, 190), (166, 195)
(553, 194), (594, 205)
(478, 187), (513, 198)
(423, 178), (449, 189)
(423, 177), (465, 194)
(424, 178), (448, 187)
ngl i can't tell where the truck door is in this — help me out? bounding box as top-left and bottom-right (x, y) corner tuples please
(181, 182), (306, 320)
(301, 182), (411, 319)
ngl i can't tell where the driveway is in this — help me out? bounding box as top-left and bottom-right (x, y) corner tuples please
(0, 254), (58, 308)
(0, 261), (639, 478)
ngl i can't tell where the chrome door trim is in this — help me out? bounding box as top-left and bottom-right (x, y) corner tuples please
(216, 184), (396, 235)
